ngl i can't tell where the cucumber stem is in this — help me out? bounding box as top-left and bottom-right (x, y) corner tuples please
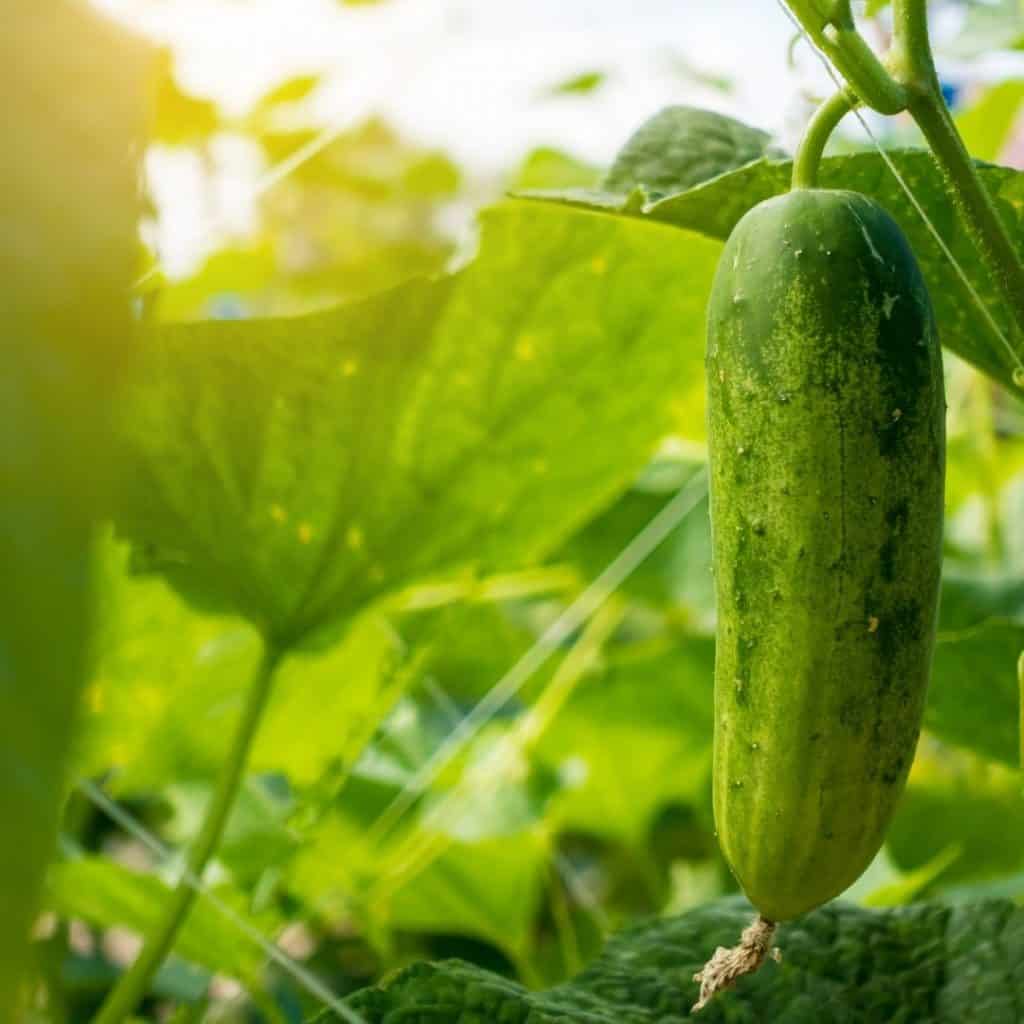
(90, 639), (283, 1024)
(692, 914), (780, 1012)
(890, 0), (1024, 351)
(791, 88), (857, 190)
(782, 0), (907, 114)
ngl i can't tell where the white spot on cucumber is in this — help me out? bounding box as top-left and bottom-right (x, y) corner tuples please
(882, 293), (900, 319)
(859, 224), (884, 264)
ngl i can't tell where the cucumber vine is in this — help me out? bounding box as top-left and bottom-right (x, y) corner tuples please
(787, 0), (1024, 356)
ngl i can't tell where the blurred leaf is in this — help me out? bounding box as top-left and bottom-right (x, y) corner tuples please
(946, 0), (1024, 58)
(59, 953), (209, 1005)
(603, 106), (780, 200)
(78, 536), (423, 792)
(945, 429), (1024, 512)
(155, 243), (278, 322)
(924, 572), (1024, 766)
(859, 846), (961, 908)
(397, 601), (541, 705)
(248, 118), (462, 309)
(661, 53), (733, 94)
(251, 74), (322, 118)
(259, 118), (459, 197)
(350, 695), (463, 791)
(526, 134), (1024, 395)
(535, 637), (715, 843)
(289, 735), (555, 960)
(151, 49), (219, 146)
(46, 856), (277, 983)
(889, 745), (1024, 888)
(252, 613), (421, 785)
(546, 71), (607, 97)
(560, 449), (713, 620)
(337, 896), (1024, 1023)
(113, 202), (721, 638)
(511, 148), (601, 191)
(75, 534), (260, 790)
(955, 80), (1024, 162)
(384, 829), (550, 960)
(0, 5), (146, 1014)
(163, 776), (298, 885)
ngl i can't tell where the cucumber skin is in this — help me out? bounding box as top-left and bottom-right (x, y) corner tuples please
(706, 189), (945, 922)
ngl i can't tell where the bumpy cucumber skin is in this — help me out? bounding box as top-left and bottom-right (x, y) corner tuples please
(706, 189), (945, 922)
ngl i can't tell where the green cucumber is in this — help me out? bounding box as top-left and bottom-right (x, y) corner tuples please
(706, 188), (945, 924)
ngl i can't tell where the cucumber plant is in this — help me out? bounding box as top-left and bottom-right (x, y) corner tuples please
(695, 0), (1024, 1009)
(9, 2), (1024, 1021)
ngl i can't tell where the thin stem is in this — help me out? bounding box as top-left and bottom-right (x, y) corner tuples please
(783, 0), (907, 113)
(792, 88), (856, 189)
(890, 0), (1024, 349)
(888, 0), (936, 90)
(91, 640), (284, 1024)
(907, 91), (1024, 344)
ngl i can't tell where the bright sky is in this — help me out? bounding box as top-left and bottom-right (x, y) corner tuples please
(88, 0), (1021, 274)
(93, 0), (823, 162)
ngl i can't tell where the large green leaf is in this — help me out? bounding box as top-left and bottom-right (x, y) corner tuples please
(115, 202), (720, 638)
(523, 109), (1024, 395)
(604, 106), (781, 199)
(0, 5), (146, 1014)
(328, 896), (1024, 1022)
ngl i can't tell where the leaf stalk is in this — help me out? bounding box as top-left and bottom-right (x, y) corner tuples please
(90, 639), (283, 1024)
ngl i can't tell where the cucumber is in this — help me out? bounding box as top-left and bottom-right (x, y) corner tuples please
(705, 188), (945, 924)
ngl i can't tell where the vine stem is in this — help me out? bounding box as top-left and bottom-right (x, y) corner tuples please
(888, 0), (1024, 345)
(784, 0), (1024, 354)
(782, 0), (906, 113)
(791, 88), (856, 190)
(91, 640), (284, 1024)
(904, 94), (1024, 345)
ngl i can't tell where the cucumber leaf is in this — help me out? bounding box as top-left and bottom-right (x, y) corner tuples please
(114, 203), (721, 637)
(603, 106), (781, 199)
(326, 895), (1024, 1023)
(522, 107), (1024, 397)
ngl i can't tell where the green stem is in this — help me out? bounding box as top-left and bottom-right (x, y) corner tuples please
(791, 88), (856, 189)
(888, 0), (1024, 354)
(784, 0), (907, 113)
(908, 92), (1024, 343)
(91, 640), (283, 1024)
